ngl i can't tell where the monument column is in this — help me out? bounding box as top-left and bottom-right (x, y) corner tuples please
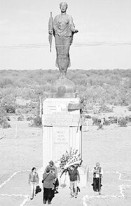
(42, 2), (81, 169)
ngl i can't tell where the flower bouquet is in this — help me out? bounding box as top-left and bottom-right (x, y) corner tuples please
(60, 148), (82, 169)
(59, 148), (82, 188)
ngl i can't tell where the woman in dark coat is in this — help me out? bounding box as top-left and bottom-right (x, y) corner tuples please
(45, 160), (59, 194)
(91, 162), (103, 195)
(42, 168), (56, 204)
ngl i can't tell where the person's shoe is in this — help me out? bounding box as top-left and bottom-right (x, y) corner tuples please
(48, 201), (51, 204)
(43, 200), (46, 204)
(99, 192), (101, 195)
(30, 197), (33, 200)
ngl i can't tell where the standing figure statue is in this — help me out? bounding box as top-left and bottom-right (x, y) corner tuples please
(48, 2), (78, 77)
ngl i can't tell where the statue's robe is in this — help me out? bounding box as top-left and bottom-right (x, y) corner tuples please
(53, 14), (76, 75)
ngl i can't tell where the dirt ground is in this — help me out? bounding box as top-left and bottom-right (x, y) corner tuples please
(0, 121), (43, 183)
(0, 121), (131, 206)
(82, 125), (131, 172)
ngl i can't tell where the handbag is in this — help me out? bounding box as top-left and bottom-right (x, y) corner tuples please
(35, 185), (42, 194)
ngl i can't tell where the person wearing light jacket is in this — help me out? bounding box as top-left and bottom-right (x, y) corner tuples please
(28, 167), (39, 200)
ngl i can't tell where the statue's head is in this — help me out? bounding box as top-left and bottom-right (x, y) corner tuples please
(59, 2), (68, 12)
(96, 162), (100, 167)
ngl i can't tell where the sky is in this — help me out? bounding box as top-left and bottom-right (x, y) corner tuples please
(0, 0), (131, 70)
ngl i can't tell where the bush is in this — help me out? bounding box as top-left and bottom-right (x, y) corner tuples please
(17, 115), (24, 121)
(0, 117), (11, 128)
(26, 116), (33, 121)
(108, 116), (117, 124)
(98, 105), (113, 113)
(30, 116), (42, 127)
(127, 116), (131, 122)
(92, 117), (100, 126)
(2, 121), (11, 128)
(118, 118), (127, 127)
(5, 105), (16, 113)
(104, 119), (110, 125)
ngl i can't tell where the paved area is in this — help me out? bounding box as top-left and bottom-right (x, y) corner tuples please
(25, 185), (87, 206)
(0, 168), (88, 206)
(0, 171), (29, 206)
(0, 168), (131, 206)
(25, 167), (88, 206)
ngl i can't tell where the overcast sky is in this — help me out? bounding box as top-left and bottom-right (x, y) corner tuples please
(0, 0), (131, 70)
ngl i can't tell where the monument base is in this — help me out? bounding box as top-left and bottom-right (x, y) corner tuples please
(42, 98), (81, 169)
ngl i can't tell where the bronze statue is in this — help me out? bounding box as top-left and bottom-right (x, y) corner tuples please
(48, 2), (78, 77)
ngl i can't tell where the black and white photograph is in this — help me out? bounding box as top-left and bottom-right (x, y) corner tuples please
(0, 0), (131, 205)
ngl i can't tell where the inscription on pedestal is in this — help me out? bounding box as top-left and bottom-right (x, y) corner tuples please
(53, 127), (69, 160)
(54, 127), (69, 144)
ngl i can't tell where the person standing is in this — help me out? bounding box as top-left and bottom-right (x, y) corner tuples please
(91, 162), (103, 195)
(42, 168), (56, 204)
(60, 165), (80, 198)
(45, 160), (59, 194)
(28, 167), (39, 200)
(68, 166), (80, 198)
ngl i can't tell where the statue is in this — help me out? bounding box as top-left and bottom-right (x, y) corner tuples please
(48, 2), (78, 77)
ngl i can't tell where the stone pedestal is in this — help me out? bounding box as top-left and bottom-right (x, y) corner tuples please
(42, 98), (82, 169)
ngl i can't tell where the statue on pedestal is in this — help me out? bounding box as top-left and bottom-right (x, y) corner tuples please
(48, 2), (78, 78)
